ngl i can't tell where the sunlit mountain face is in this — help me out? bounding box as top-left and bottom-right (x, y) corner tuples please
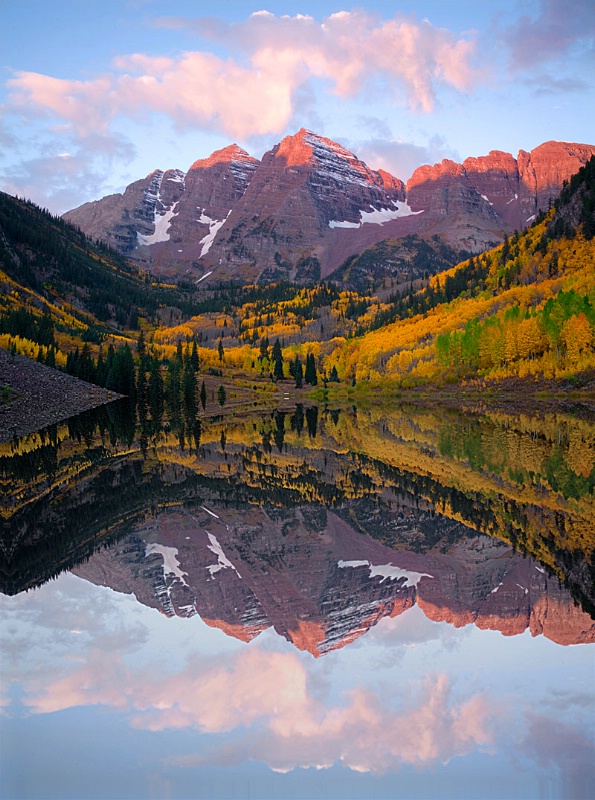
(1, 401), (594, 799)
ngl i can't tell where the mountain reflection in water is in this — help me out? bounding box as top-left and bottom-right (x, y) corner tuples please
(1, 401), (594, 799)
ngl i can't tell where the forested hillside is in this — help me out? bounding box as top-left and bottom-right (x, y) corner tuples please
(319, 158), (595, 389)
(1, 158), (594, 404)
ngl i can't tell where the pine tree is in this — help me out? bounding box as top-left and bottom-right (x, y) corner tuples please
(274, 354), (284, 381)
(305, 353), (318, 386)
(259, 337), (269, 361)
(271, 338), (282, 362)
(272, 338), (284, 380)
(293, 355), (303, 388)
(200, 380), (207, 411)
(149, 358), (164, 422)
(190, 340), (199, 371)
(183, 365), (198, 418)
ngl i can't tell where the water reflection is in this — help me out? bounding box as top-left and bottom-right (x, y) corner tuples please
(1, 401), (594, 799)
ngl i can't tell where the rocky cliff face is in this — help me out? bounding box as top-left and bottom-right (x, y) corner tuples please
(199, 129), (408, 283)
(63, 133), (595, 283)
(64, 145), (258, 277)
(72, 503), (595, 655)
(406, 141), (595, 250)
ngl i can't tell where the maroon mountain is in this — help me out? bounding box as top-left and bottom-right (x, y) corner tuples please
(63, 131), (595, 284)
(72, 505), (595, 656)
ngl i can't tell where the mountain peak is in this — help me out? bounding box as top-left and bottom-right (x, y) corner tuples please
(189, 144), (257, 172)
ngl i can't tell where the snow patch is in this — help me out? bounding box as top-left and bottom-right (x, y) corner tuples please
(137, 202), (179, 246)
(329, 219), (361, 229)
(480, 194), (493, 205)
(201, 505), (220, 519)
(206, 533), (241, 578)
(145, 543), (188, 586)
(197, 209), (231, 257)
(329, 201), (423, 229)
(491, 582), (503, 594)
(338, 560), (432, 586)
(526, 215), (536, 223)
(196, 271), (213, 284)
(167, 170), (186, 185)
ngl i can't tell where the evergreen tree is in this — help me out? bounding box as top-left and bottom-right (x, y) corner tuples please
(45, 345), (56, 369)
(272, 338), (284, 381)
(306, 405), (318, 438)
(137, 368), (148, 419)
(112, 344), (136, 399)
(149, 358), (164, 423)
(190, 340), (199, 371)
(271, 338), (282, 362)
(95, 348), (106, 386)
(183, 365), (198, 418)
(200, 380), (207, 411)
(305, 353), (318, 386)
(218, 338), (225, 363)
(293, 355), (303, 388)
(217, 384), (226, 406)
(259, 337), (270, 361)
(166, 358), (182, 423)
(274, 354), (284, 381)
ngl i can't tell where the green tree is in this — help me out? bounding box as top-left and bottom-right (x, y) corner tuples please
(293, 355), (303, 388)
(149, 358), (164, 423)
(190, 340), (199, 371)
(305, 353), (318, 386)
(217, 384), (226, 406)
(272, 338), (284, 381)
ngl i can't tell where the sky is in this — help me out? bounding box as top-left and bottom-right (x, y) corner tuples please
(2, 573), (594, 799)
(0, 0), (594, 214)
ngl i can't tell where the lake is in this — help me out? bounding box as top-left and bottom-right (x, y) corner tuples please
(1, 400), (594, 800)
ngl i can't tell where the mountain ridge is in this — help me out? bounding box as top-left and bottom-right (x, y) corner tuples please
(63, 131), (595, 285)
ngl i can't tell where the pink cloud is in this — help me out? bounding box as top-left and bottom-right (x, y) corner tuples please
(6, 11), (479, 140)
(24, 644), (496, 774)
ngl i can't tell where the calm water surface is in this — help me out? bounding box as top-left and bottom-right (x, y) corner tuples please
(1, 401), (594, 800)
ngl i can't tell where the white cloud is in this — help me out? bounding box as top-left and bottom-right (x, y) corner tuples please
(0, 130), (136, 212)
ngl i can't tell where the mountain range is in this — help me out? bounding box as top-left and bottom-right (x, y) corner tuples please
(71, 503), (595, 655)
(64, 130), (595, 285)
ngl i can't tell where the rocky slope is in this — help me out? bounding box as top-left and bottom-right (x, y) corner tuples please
(64, 145), (258, 277)
(64, 132), (595, 284)
(72, 503), (595, 655)
(0, 350), (121, 443)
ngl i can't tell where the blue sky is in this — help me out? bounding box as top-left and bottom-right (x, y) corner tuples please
(2, 574), (594, 799)
(1, 0), (594, 213)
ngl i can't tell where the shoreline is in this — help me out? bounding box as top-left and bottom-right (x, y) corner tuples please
(0, 350), (123, 444)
